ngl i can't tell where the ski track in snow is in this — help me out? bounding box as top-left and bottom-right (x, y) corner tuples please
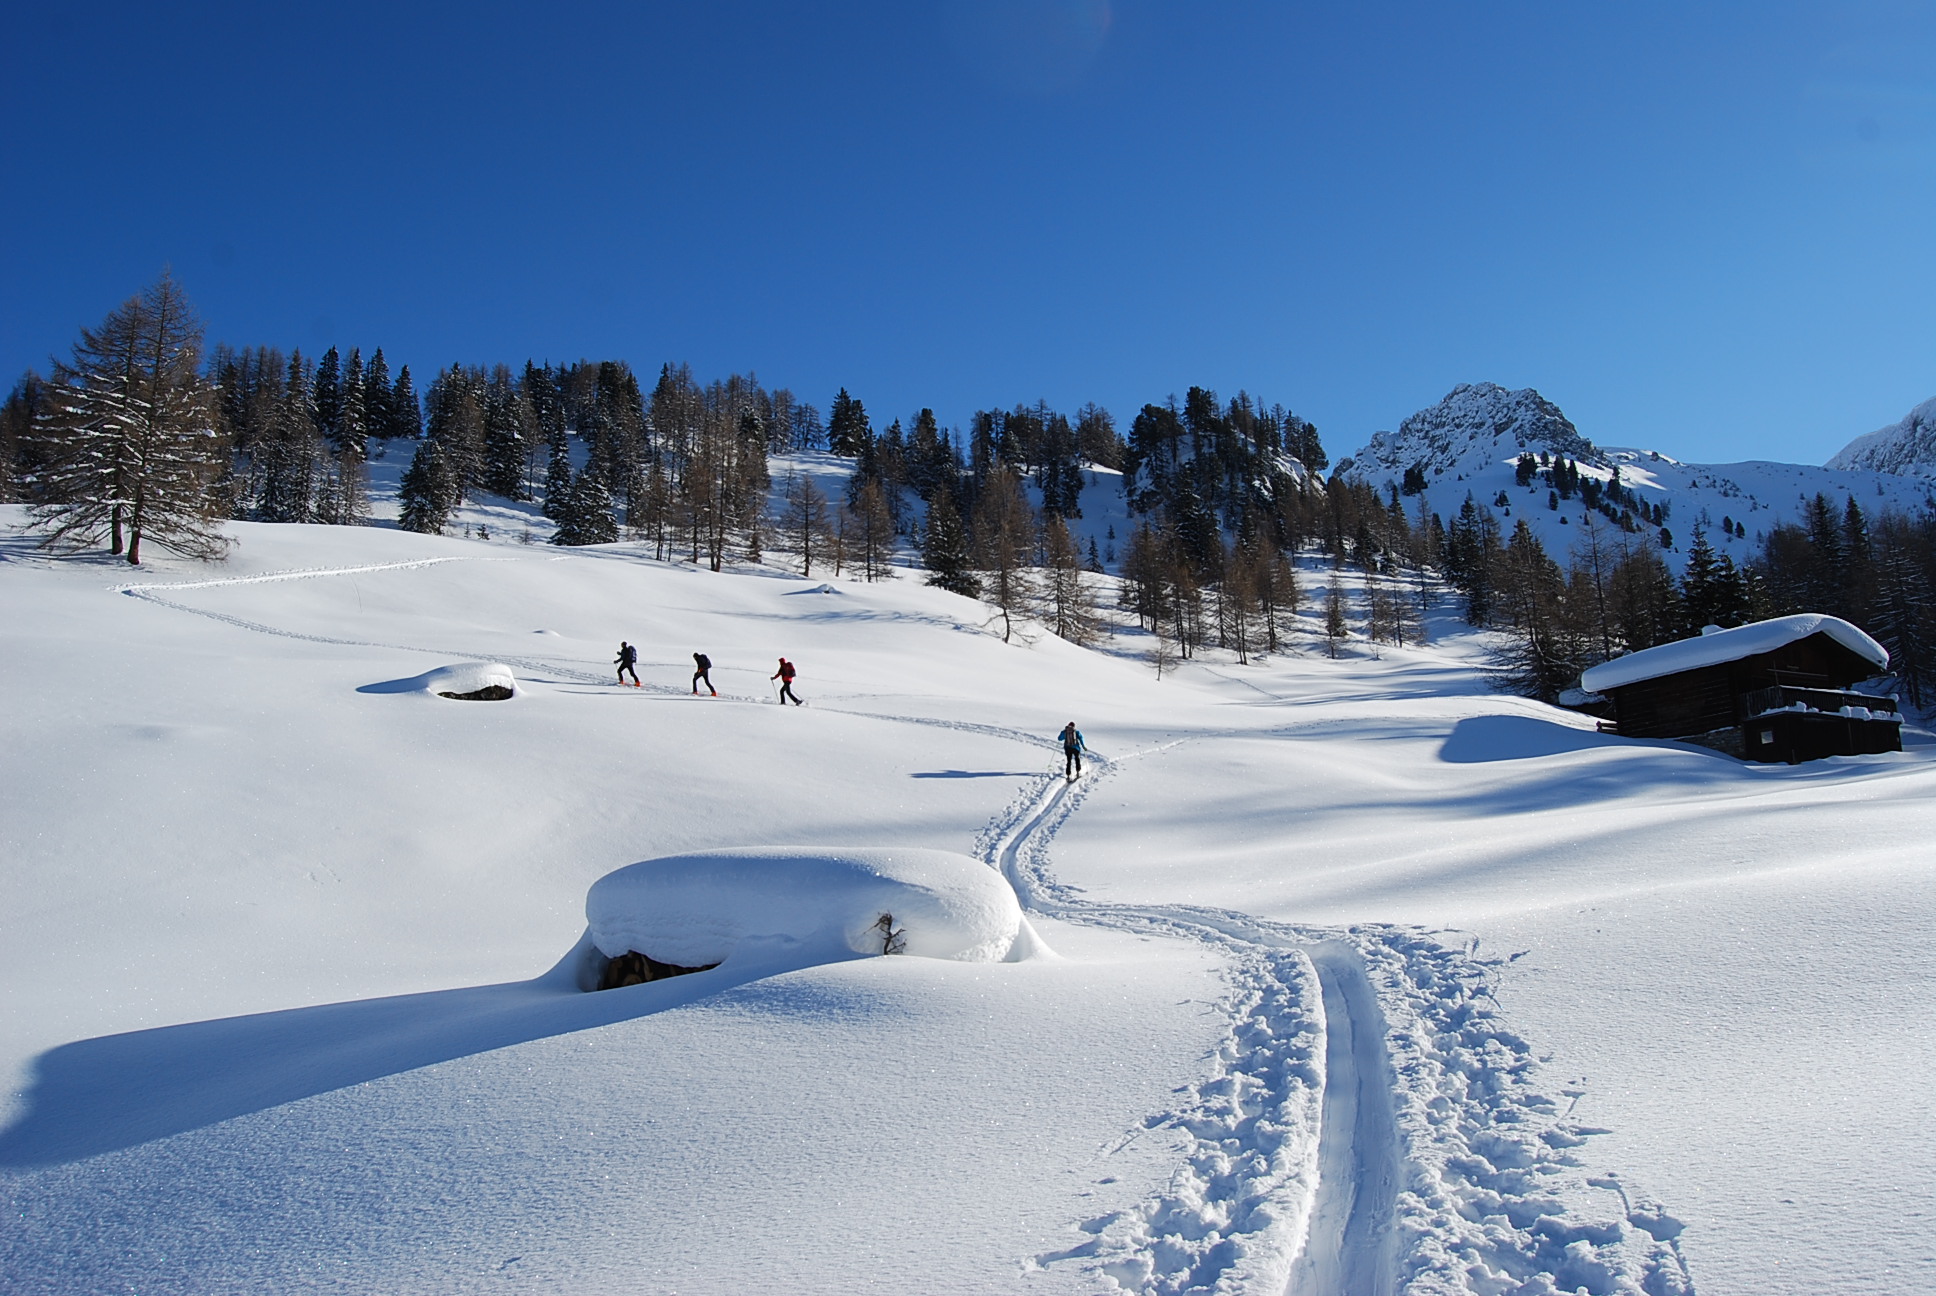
(115, 558), (671, 692)
(118, 561), (1697, 1296)
(983, 750), (1697, 1296)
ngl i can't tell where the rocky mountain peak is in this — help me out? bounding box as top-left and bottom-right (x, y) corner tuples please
(1351, 382), (1601, 479)
(1826, 395), (1936, 479)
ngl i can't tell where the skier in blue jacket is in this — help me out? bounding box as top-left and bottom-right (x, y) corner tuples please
(1059, 721), (1087, 780)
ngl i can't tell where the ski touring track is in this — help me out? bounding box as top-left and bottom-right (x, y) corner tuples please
(117, 560), (1697, 1295)
(114, 557), (717, 695)
(981, 749), (1697, 1296)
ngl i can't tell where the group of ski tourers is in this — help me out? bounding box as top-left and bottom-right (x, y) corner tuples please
(611, 642), (1088, 776)
(614, 642), (803, 706)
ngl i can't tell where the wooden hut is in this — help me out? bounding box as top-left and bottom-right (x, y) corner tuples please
(1578, 614), (1901, 763)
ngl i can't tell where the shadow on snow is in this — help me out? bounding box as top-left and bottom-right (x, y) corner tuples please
(0, 940), (813, 1169)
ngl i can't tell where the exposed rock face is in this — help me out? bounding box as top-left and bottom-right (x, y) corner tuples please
(1351, 381), (1603, 480)
(596, 950), (720, 990)
(436, 684), (514, 701)
(1826, 395), (1936, 479)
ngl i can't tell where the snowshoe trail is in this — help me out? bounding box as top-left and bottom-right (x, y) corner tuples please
(984, 745), (1695, 1296)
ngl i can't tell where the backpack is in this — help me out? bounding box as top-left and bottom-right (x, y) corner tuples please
(695, 654), (711, 670)
(780, 660), (795, 680)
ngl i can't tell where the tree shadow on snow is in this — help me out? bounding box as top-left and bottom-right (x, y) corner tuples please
(0, 938), (804, 1169)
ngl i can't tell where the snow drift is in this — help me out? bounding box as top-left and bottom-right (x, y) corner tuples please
(585, 847), (1044, 973)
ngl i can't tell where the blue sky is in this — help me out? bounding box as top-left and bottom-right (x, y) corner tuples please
(4, 1), (1933, 465)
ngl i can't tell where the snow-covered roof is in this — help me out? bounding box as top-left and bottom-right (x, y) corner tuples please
(1580, 614), (1889, 693)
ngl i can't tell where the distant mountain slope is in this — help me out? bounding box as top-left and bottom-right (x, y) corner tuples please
(1827, 394), (1936, 479)
(1343, 383), (1935, 571)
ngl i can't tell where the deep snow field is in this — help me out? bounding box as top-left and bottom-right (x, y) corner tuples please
(3, 498), (1935, 1296)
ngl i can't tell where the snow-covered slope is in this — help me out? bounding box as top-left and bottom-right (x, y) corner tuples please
(1345, 382), (1935, 571)
(1826, 393), (1936, 479)
(4, 498), (1936, 1295)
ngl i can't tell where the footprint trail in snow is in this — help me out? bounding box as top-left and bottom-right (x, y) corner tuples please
(980, 750), (1696, 1296)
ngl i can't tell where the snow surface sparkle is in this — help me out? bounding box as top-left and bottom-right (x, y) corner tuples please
(3, 499), (1934, 1294)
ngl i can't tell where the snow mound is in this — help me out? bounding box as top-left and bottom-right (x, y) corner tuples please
(1580, 614), (1887, 692)
(586, 847), (1039, 969)
(419, 661), (518, 699)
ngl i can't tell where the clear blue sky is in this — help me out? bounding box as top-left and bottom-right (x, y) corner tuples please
(4, 2), (1932, 465)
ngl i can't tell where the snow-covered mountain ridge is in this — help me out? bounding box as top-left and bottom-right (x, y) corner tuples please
(1343, 381), (1936, 569)
(1828, 393), (1936, 479)
(1351, 381), (1601, 478)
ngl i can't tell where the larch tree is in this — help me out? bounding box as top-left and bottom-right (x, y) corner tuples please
(783, 472), (832, 577)
(972, 465), (1038, 643)
(1323, 577), (1349, 658)
(29, 273), (230, 564)
(1040, 513), (1102, 645)
(851, 477), (897, 581)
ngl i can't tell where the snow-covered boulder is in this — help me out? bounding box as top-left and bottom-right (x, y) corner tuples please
(585, 847), (1041, 971)
(420, 662), (517, 701)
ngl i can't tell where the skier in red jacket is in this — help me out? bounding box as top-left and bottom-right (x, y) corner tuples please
(771, 657), (802, 706)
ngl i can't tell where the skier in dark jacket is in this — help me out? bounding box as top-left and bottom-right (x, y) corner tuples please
(772, 657), (802, 706)
(1059, 721), (1086, 780)
(616, 641), (640, 688)
(692, 652), (716, 696)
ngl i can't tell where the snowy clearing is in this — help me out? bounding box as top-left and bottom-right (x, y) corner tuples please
(4, 504), (1935, 1294)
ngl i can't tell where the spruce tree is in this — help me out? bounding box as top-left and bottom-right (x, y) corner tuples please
(923, 487), (980, 596)
(391, 365), (421, 440)
(397, 438), (456, 534)
(1, 372), (43, 503)
(542, 434), (575, 521)
(553, 468), (617, 546)
(827, 387), (871, 457)
(312, 346), (343, 450)
(482, 365), (529, 498)
(257, 352), (320, 523)
(363, 348), (395, 439)
(339, 347), (368, 461)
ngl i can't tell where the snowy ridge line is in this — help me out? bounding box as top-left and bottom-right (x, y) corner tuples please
(985, 755), (1694, 1295)
(108, 556), (490, 592)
